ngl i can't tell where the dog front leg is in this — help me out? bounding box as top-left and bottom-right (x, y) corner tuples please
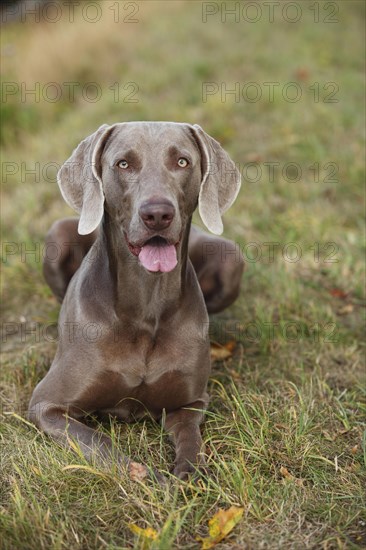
(28, 401), (164, 483)
(29, 401), (127, 463)
(163, 396), (208, 479)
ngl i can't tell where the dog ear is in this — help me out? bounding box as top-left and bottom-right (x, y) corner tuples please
(191, 124), (241, 235)
(57, 124), (115, 235)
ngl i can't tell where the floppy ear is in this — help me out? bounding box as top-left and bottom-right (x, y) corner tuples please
(191, 124), (241, 235)
(57, 124), (115, 235)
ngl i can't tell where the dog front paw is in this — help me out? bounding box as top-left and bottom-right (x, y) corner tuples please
(173, 461), (196, 480)
(173, 459), (210, 481)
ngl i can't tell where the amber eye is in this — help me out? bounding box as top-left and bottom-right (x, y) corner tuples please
(177, 158), (189, 168)
(118, 160), (129, 169)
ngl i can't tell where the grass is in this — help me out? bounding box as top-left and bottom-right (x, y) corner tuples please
(1, 0), (365, 548)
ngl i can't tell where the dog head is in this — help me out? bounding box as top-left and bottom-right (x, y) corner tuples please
(57, 121), (241, 272)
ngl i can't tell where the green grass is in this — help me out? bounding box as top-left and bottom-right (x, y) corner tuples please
(1, 1), (365, 548)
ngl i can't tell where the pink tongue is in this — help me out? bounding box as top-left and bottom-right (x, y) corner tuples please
(139, 242), (177, 272)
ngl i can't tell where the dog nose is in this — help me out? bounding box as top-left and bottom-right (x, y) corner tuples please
(139, 200), (175, 231)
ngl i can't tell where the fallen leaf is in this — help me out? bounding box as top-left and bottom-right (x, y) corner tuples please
(294, 67), (310, 81)
(245, 152), (262, 162)
(228, 368), (241, 380)
(128, 461), (148, 482)
(329, 288), (348, 299)
(351, 445), (358, 455)
(280, 466), (304, 486)
(337, 304), (354, 315)
(129, 524), (158, 549)
(210, 341), (235, 362)
(225, 340), (237, 352)
(197, 506), (244, 549)
(280, 466), (293, 480)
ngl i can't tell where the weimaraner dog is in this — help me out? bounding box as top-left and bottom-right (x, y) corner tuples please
(29, 122), (243, 480)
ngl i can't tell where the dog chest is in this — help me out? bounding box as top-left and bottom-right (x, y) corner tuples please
(94, 367), (200, 420)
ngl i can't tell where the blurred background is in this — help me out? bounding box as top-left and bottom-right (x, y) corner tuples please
(1, 1), (365, 548)
(1, 0), (364, 332)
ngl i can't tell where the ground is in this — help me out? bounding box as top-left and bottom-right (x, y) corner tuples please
(0, 1), (365, 548)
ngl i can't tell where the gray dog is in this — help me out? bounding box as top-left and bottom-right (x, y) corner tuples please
(29, 122), (243, 480)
